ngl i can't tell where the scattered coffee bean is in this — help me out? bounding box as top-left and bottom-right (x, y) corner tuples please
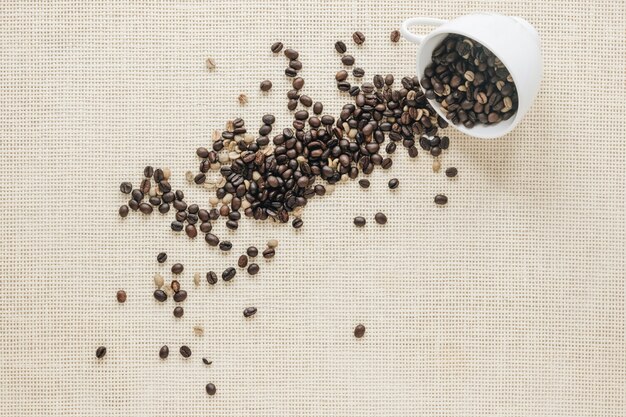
(153, 290), (167, 302)
(353, 216), (366, 227)
(434, 194), (448, 205)
(120, 182), (132, 194)
(313, 102), (323, 114)
(222, 267), (236, 281)
(354, 324), (366, 338)
(157, 252), (167, 263)
(159, 345), (169, 359)
(171, 221), (184, 232)
(219, 241), (232, 251)
(173, 290), (187, 302)
(139, 203), (153, 214)
(118, 205), (129, 217)
(352, 67), (364, 78)
(243, 307), (257, 317)
(260, 80), (272, 91)
(206, 271), (218, 285)
(341, 55), (355, 66)
(292, 218), (303, 229)
(358, 179), (370, 189)
(292, 77), (304, 90)
(205, 233), (219, 246)
(173, 306), (184, 318)
(202, 358), (212, 365)
(271, 42), (283, 53)
(206, 383), (216, 396)
(262, 247), (275, 258)
(96, 346), (107, 359)
(247, 246), (258, 257)
(374, 212), (387, 225)
(284, 48), (298, 60)
(352, 31), (365, 45)
(445, 167), (458, 177)
(388, 178), (399, 189)
(247, 263), (259, 275)
(334, 41), (347, 53)
(238, 255), (248, 268)
(180, 345), (191, 358)
(390, 30), (401, 42)
(171, 263), (184, 274)
(116, 290), (127, 303)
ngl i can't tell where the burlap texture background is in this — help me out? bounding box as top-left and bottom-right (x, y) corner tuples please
(0, 1), (624, 416)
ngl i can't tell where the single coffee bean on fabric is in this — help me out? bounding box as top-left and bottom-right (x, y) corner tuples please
(388, 178), (399, 189)
(334, 41), (347, 53)
(116, 290), (127, 303)
(353, 216), (366, 227)
(159, 345), (169, 359)
(173, 290), (187, 302)
(153, 290), (167, 302)
(222, 267), (236, 281)
(157, 252), (167, 263)
(96, 346), (107, 359)
(270, 42), (283, 53)
(354, 324), (366, 338)
(352, 31), (365, 45)
(206, 271), (218, 285)
(434, 194), (448, 205)
(173, 306), (184, 318)
(243, 307), (257, 317)
(171, 263), (184, 274)
(374, 212), (387, 225)
(445, 167), (458, 177)
(247, 263), (260, 275)
(179, 345), (191, 358)
(390, 30), (401, 42)
(247, 246), (258, 257)
(206, 383), (217, 396)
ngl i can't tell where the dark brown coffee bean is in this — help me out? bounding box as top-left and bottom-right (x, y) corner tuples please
(206, 383), (216, 396)
(116, 290), (126, 303)
(247, 263), (259, 275)
(285, 67), (297, 77)
(131, 189), (143, 202)
(96, 346), (107, 358)
(287, 99), (298, 110)
(445, 167), (458, 177)
(139, 179), (151, 194)
(352, 31), (365, 45)
(390, 30), (401, 42)
(120, 182), (132, 194)
(206, 271), (217, 285)
(171, 280), (180, 292)
(185, 224), (197, 238)
(247, 246), (258, 257)
(299, 95), (312, 107)
(381, 158), (392, 169)
(194, 173), (206, 184)
(292, 77), (304, 90)
(353, 216), (366, 227)
(334, 41), (347, 53)
(173, 290), (187, 302)
(292, 218), (303, 229)
(260, 80), (272, 91)
(335, 70), (348, 81)
(386, 142), (396, 154)
(138, 203), (152, 214)
(352, 67), (364, 78)
(118, 205), (129, 217)
(225, 220), (238, 230)
(158, 203), (170, 214)
(434, 194), (448, 205)
(430, 147), (441, 157)
(159, 345), (169, 359)
(358, 179), (370, 188)
(196, 147), (209, 158)
(337, 81), (350, 91)
(384, 74), (394, 85)
(373, 74), (384, 88)
(171, 221), (183, 232)
(271, 42), (283, 53)
(289, 60), (302, 70)
(238, 255), (248, 268)
(349, 85), (360, 96)
(408, 146), (419, 158)
(173, 306), (184, 318)
(153, 290), (167, 302)
(284, 48), (298, 60)
(313, 102), (323, 114)
(262, 247), (275, 258)
(219, 241), (232, 251)
(262, 114), (275, 125)
(202, 358), (212, 365)
(179, 345), (191, 358)
(205, 233), (219, 246)
(354, 324), (366, 338)
(222, 267), (236, 281)
(243, 307), (257, 317)
(341, 55), (355, 66)
(374, 212), (387, 225)
(388, 178), (399, 189)
(171, 263), (184, 274)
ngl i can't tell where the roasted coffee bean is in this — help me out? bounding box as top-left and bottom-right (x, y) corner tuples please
(138, 203), (153, 214)
(354, 324), (366, 338)
(247, 263), (259, 275)
(358, 179), (370, 188)
(271, 42), (283, 53)
(341, 55), (355, 66)
(381, 158), (393, 169)
(153, 168), (164, 182)
(131, 189), (143, 202)
(352, 31), (365, 45)
(204, 271), (217, 285)
(128, 200), (139, 211)
(194, 173), (206, 184)
(173, 290), (187, 302)
(374, 212), (387, 225)
(313, 102), (323, 114)
(335, 70), (348, 81)
(262, 247), (275, 258)
(299, 95), (312, 107)
(353, 67), (365, 78)
(349, 85), (360, 96)
(180, 345), (191, 358)
(205, 233), (219, 246)
(353, 216), (366, 227)
(284, 48), (298, 60)
(225, 220), (238, 230)
(384, 74), (394, 85)
(243, 307), (257, 317)
(116, 290), (127, 303)
(96, 346), (107, 358)
(260, 80), (272, 91)
(171, 280), (180, 292)
(238, 255), (248, 268)
(118, 205), (129, 217)
(287, 99), (298, 110)
(373, 74), (384, 88)
(120, 182), (132, 194)
(247, 246), (258, 257)
(390, 30), (401, 42)
(222, 267), (236, 281)
(388, 178), (399, 189)
(337, 81), (350, 91)
(434, 194), (448, 205)
(149, 196), (161, 206)
(153, 290), (167, 302)
(292, 77), (304, 90)
(171, 263), (184, 274)
(173, 306), (184, 318)
(408, 146), (419, 158)
(197, 147), (209, 158)
(292, 218), (303, 229)
(334, 41), (347, 53)
(289, 60), (302, 71)
(206, 383), (216, 396)
(158, 203), (170, 214)
(185, 224), (198, 238)
(159, 345), (169, 359)
(262, 114), (275, 125)
(445, 167), (458, 177)
(285, 67), (297, 77)
(202, 358), (212, 365)
(430, 147), (441, 157)
(219, 241), (232, 251)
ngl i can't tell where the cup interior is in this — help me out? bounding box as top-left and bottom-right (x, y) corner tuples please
(417, 32), (519, 139)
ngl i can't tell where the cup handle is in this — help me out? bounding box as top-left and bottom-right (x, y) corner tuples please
(400, 17), (448, 44)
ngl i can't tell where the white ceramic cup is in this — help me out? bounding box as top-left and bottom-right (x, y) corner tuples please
(400, 13), (542, 139)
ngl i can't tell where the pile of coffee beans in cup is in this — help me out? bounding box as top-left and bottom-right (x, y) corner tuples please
(420, 34), (518, 127)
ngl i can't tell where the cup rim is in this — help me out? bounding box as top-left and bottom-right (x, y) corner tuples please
(418, 28), (522, 139)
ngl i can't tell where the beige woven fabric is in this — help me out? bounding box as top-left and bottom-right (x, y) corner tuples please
(1, 1), (624, 416)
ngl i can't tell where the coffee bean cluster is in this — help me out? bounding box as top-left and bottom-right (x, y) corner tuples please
(420, 34), (518, 127)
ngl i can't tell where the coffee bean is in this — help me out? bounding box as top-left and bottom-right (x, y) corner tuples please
(156, 252), (167, 264)
(388, 178), (399, 189)
(171, 280), (180, 293)
(96, 346), (107, 358)
(299, 95), (312, 107)
(194, 173), (206, 184)
(197, 147), (209, 158)
(352, 67), (364, 78)
(158, 203), (170, 214)
(225, 220), (238, 230)
(171, 221), (183, 232)
(271, 42), (283, 53)
(260, 80), (272, 91)
(352, 31), (365, 45)
(120, 182), (132, 194)
(238, 255), (248, 268)
(173, 290), (187, 302)
(292, 218), (303, 229)
(131, 189), (143, 202)
(337, 81), (350, 91)
(292, 77), (304, 90)
(335, 70), (348, 81)
(434, 194), (448, 205)
(358, 179), (370, 189)
(171, 263), (184, 274)
(408, 146), (419, 158)
(243, 307), (257, 317)
(180, 345), (191, 358)
(205, 233), (219, 246)
(430, 147), (441, 157)
(206, 271), (218, 285)
(202, 358), (212, 365)
(262, 114), (275, 125)
(153, 290), (167, 302)
(445, 167), (458, 177)
(247, 246), (258, 257)
(341, 55), (355, 66)
(285, 67), (297, 77)
(353, 216), (366, 227)
(118, 205), (129, 217)
(390, 30), (401, 42)
(262, 248), (275, 258)
(116, 290), (127, 303)
(385, 142), (396, 154)
(384, 74), (394, 85)
(313, 102), (323, 114)
(206, 383), (216, 396)
(159, 345), (169, 359)
(354, 324), (366, 338)
(247, 263), (259, 275)
(219, 241), (232, 251)
(289, 60), (302, 70)
(381, 158), (392, 169)
(284, 48), (298, 60)
(334, 41), (347, 53)
(222, 267), (236, 281)
(173, 306), (184, 318)
(185, 224), (198, 238)
(374, 212), (387, 225)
